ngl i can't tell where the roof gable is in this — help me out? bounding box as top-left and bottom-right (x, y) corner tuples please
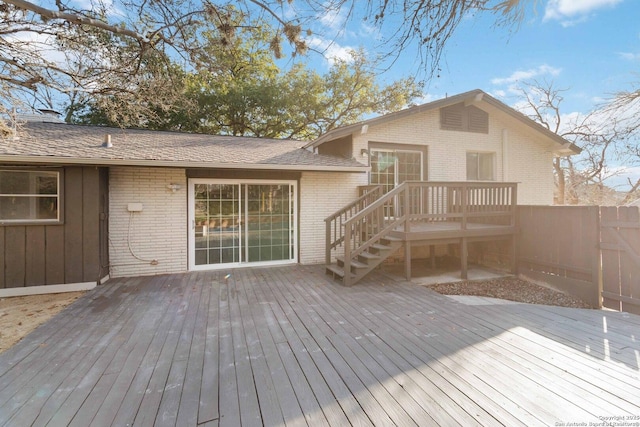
(306, 89), (581, 156)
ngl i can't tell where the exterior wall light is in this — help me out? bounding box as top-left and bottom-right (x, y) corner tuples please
(167, 183), (182, 193)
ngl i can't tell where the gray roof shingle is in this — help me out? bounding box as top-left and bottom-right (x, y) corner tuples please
(0, 122), (366, 171)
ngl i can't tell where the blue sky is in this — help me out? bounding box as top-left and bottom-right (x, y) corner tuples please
(302, 0), (639, 117)
(294, 0), (640, 190)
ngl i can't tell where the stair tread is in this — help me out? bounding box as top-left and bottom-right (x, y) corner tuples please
(326, 264), (355, 278)
(335, 256), (368, 269)
(358, 251), (381, 260)
(371, 243), (392, 251)
(381, 235), (403, 242)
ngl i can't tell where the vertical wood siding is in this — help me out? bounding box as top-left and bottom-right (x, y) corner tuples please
(0, 166), (106, 288)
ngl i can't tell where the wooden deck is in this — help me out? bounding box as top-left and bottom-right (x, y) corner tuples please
(1, 265), (639, 426)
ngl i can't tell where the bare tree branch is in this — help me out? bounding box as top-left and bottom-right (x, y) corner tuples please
(4, 0), (152, 42)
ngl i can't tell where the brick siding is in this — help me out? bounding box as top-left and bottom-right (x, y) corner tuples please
(299, 171), (367, 264)
(109, 167), (188, 277)
(351, 107), (554, 205)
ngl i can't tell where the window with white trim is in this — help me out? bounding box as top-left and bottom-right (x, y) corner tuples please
(0, 170), (61, 223)
(466, 152), (495, 181)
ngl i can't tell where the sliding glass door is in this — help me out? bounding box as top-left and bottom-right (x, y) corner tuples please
(189, 180), (297, 270)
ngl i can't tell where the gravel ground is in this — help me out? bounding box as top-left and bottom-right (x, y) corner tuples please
(427, 276), (592, 309)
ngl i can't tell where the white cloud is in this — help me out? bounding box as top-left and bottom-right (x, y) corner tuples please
(491, 64), (562, 86)
(7, 30), (68, 66)
(618, 52), (640, 61)
(544, 0), (623, 26)
(306, 37), (355, 65)
(319, 6), (348, 34)
(69, 0), (124, 19)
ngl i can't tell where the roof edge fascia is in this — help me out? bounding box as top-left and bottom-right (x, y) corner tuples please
(0, 155), (369, 172)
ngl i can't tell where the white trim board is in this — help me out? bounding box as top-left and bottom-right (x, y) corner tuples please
(0, 281), (97, 298)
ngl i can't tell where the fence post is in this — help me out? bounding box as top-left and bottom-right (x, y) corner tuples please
(511, 185), (518, 275)
(461, 183), (468, 230)
(404, 184), (411, 233)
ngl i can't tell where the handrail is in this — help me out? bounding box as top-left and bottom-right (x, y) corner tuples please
(342, 183), (410, 284)
(325, 185), (382, 264)
(344, 182), (408, 226)
(327, 180), (518, 285)
(324, 185), (382, 223)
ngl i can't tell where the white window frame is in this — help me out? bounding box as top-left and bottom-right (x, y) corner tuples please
(466, 152), (496, 181)
(0, 169), (62, 224)
(369, 148), (424, 190)
(188, 178), (298, 271)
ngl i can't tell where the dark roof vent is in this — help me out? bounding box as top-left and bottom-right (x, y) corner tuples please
(16, 111), (65, 123)
(37, 108), (61, 117)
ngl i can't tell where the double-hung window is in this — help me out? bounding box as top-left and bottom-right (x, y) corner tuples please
(0, 170), (62, 223)
(466, 152), (495, 181)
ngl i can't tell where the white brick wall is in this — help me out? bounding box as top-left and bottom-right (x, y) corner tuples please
(109, 167), (188, 277)
(108, 167), (367, 272)
(299, 171), (367, 264)
(501, 121), (555, 205)
(351, 106), (555, 205)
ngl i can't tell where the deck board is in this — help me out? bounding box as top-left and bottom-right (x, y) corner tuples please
(0, 265), (638, 426)
(198, 272), (221, 425)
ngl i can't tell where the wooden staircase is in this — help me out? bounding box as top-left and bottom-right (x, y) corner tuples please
(326, 236), (402, 284)
(325, 184), (408, 286)
(325, 181), (518, 286)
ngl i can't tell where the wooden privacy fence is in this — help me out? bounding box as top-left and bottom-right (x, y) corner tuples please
(517, 206), (601, 308)
(517, 205), (640, 314)
(600, 206), (640, 314)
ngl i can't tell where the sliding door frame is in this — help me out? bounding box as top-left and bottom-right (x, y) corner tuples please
(188, 178), (298, 271)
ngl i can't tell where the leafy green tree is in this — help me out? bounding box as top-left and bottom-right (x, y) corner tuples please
(2, 0), (523, 135)
(73, 20), (421, 139)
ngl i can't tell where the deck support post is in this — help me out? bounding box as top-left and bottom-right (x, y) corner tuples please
(405, 241), (412, 281)
(461, 237), (468, 280)
(429, 245), (436, 269)
(510, 234), (518, 275)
